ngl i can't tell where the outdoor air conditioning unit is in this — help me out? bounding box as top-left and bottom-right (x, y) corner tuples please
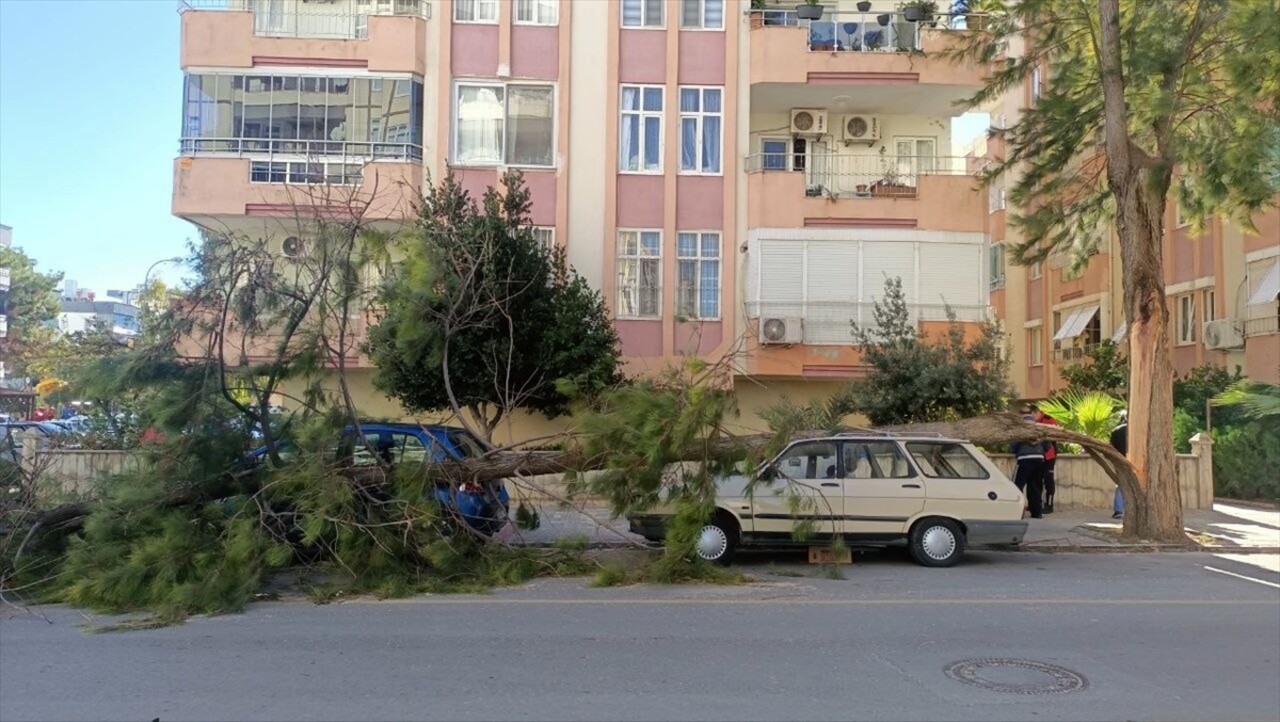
(841, 115), (881, 145)
(790, 109), (828, 138)
(281, 236), (307, 259)
(760, 317), (803, 345)
(1203, 319), (1245, 350)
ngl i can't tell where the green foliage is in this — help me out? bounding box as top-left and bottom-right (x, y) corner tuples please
(370, 171), (622, 439)
(1172, 407), (1199, 454)
(1174, 364), (1247, 431)
(1037, 391), (1124, 441)
(0, 244), (63, 376)
(590, 562), (630, 588)
(1212, 379), (1280, 420)
(1059, 341), (1129, 397)
(1213, 421), (1280, 501)
(846, 277), (1011, 425)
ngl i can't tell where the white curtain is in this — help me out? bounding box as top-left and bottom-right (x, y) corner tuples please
(620, 87), (640, 171)
(456, 86), (504, 165)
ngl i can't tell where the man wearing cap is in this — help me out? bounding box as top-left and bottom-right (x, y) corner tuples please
(1011, 405), (1048, 519)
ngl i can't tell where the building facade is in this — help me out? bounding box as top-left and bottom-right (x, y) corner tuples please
(174, 0), (1002, 432)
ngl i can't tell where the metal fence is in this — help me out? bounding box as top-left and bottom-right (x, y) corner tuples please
(178, 0), (429, 40)
(746, 153), (973, 198)
(1243, 316), (1280, 337)
(750, 9), (970, 53)
(748, 301), (988, 345)
(179, 137), (423, 162)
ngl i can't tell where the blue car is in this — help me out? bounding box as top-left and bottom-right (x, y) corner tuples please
(249, 423), (510, 534)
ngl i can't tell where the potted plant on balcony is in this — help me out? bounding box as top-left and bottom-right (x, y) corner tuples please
(901, 0), (938, 24)
(796, 0), (824, 21)
(750, 0), (767, 29)
(856, 1), (872, 11)
(960, 0), (1004, 31)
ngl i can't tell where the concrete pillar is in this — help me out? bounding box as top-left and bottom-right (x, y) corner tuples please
(1189, 432), (1215, 509)
(20, 428), (39, 477)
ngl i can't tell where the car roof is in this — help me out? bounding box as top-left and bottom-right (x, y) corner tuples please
(345, 422), (469, 434)
(821, 431), (970, 444)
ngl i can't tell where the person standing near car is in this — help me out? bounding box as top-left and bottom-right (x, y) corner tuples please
(1011, 406), (1048, 519)
(1034, 407), (1059, 514)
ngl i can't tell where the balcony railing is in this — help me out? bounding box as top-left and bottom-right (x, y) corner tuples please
(750, 9), (970, 53)
(1243, 316), (1280, 337)
(746, 153), (973, 199)
(748, 301), (987, 345)
(178, 0), (429, 40)
(180, 137), (423, 162)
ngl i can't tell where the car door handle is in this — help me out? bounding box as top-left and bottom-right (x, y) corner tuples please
(820, 482), (839, 487)
(901, 483), (921, 489)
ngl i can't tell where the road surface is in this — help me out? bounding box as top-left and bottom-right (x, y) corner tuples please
(2, 550), (1278, 722)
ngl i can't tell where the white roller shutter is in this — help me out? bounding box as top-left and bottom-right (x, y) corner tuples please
(862, 242), (916, 302)
(758, 240), (804, 317)
(918, 242), (983, 307)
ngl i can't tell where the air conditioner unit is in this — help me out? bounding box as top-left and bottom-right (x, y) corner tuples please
(790, 109), (828, 138)
(1203, 319), (1245, 350)
(841, 115), (881, 145)
(760, 317), (803, 345)
(281, 236), (307, 259)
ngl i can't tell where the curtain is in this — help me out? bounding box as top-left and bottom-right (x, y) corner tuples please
(639, 259), (660, 316)
(681, 118), (698, 171)
(620, 87), (639, 171)
(456, 86), (504, 164)
(701, 115), (721, 173)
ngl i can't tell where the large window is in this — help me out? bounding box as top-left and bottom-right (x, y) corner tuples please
(679, 87), (722, 174)
(617, 231), (661, 318)
(761, 138), (790, 170)
(1028, 326), (1043, 366)
(454, 83), (555, 167)
(622, 0), (663, 28)
(841, 442), (912, 479)
(455, 0), (498, 23)
(680, 0), (723, 29)
(620, 85), (663, 172)
(515, 0), (557, 25)
(1176, 293), (1197, 344)
(181, 73), (423, 159)
(677, 232), (720, 319)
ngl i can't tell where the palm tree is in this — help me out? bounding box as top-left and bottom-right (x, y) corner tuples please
(1037, 391), (1125, 452)
(1212, 378), (1280, 420)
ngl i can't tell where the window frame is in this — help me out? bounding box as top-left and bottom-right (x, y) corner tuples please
(1029, 259), (1043, 280)
(679, 0), (724, 30)
(904, 442), (991, 480)
(452, 80), (557, 169)
(988, 244), (1006, 289)
(759, 136), (792, 171)
(454, 0), (499, 24)
(1176, 292), (1197, 345)
(676, 231), (721, 320)
(1028, 325), (1044, 366)
(530, 226), (555, 250)
(1031, 65), (1042, 104)
(772, 441), (840, 481)
(619, 84), (665, 174)
(514, 0), (558, 26)
(621, 0), (665, 28)
(616, 229), (663, 319)
(678, 86), (724, 175)
(839, 441), (915, 480)
(1202, 288), (1216, 324)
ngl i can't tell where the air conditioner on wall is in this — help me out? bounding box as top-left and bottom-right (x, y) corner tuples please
(1203, 319), (1245, 350)
(790, 109), (828, 138)
(760, 317), (804, 345)
(281, 236), (307, 259)
(841, 115), (881, 145)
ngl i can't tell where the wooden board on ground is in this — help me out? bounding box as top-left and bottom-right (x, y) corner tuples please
(808, 546), (852, 564)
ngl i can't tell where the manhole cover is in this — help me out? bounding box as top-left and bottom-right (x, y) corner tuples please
(944, 658), (1088, 695)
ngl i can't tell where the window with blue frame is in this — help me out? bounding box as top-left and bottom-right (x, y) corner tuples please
(677, 232), (720, 319)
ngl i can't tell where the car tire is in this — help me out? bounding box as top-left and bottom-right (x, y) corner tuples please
(908, 517), (965, 567)
(694, 512), (738, 565)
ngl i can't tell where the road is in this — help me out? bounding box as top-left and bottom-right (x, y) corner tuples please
(2, 550), (1278, 722)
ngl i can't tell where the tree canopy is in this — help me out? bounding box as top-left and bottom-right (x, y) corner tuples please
(0, 244), (62, 377)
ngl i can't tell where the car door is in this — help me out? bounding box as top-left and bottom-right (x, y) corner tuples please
(839, 440), (925, 535)
(751, 440), (843, 538)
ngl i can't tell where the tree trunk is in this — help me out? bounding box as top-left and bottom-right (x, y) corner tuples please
(1098, 0), (1184, 542)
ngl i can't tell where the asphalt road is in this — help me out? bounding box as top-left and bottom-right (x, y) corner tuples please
(2, 551), (1278, 722)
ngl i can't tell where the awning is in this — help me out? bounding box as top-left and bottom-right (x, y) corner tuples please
(1111, 319), (1127, 343)
(1247, 259), (1280, 306)
(1052, 305), (1100, 342)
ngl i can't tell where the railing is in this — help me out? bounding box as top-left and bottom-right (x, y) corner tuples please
(747, 301), (988, 345)
(1052, 343), (1097, 363)
(1243, 316), (1280, 337)
(178, 0), (429, 40)
(180, 137), (423, 162)
(746, 153), (973, 199)
(750, 9), (969, 53)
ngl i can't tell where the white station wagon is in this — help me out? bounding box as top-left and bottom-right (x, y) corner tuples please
(627, 433), (1028, 567)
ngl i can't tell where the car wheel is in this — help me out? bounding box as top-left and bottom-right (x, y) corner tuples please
(694, 513), (738, 565)
(908, 517), (965, 567)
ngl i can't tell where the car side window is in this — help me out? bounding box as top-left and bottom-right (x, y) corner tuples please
(348, 432), (385, 467)
(840, 441), (913, 479)
(392, 433), (429, 465)
(775, 441), (839, 480)
(904, 442), (990, 479)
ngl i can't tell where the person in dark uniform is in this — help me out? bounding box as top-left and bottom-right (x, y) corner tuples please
(1012, 405), (1048, 519)
(1034, 407), (1059, 513)
(1109, 411), (1128, 519)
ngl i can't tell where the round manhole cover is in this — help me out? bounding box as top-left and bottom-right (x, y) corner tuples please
(944, 658), (1088, 695)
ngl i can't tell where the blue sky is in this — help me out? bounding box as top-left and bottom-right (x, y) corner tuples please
(0, 0), (988, 296)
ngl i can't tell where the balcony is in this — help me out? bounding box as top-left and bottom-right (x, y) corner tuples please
(745, 153), (985, 232)
(179, 0), (429, 75)
(748, 9), (989, 114)
(749, 301), (987, 345)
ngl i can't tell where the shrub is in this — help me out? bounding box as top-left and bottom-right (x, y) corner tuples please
(1213, 421), (1280, 501)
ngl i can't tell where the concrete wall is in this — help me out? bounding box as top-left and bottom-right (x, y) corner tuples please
(21, 432), (139, 499)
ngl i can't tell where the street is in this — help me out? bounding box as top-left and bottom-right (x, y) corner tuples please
(2, 550), (1278, 722)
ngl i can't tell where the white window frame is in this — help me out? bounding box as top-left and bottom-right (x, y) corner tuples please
(515, 0), (558, 26)
(1029, 259), (1043, 279)
(453, 81), (557, 168)
(677, 231), (721, 320)
(1028, 325), (1044, 367)
(1176, 293), (1197, 345)
(622, 0), (664, 29)
(619, 84), (664, 174)
(1202, 288), (1216, 323)
(531, 226), (555, 250)
(678, 86), (723, 175)
(680, 0), (724, 30)
(1031, 66), (1042, 104)
(454, 0), (499, 24)
(616, 230), (663, 319)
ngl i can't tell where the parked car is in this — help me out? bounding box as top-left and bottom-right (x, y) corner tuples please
(248, 422), (510, 534)
(627, 432), (1028, 567)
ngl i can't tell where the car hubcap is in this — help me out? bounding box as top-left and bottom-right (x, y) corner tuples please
(922, 526), (956, 560)
(696, 525), (728, 560)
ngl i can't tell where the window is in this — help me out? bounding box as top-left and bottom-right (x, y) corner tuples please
(988, 184), (1006, 213)
(1028, 326), (1044, 366)
(677, 232), (720, 319)
(622, 0), (663, 28)
(988, 244), (1006, 289)
(454, 83), (555, 167)
(761, 138), (789, 171)
(620, 85), (663, 172)
(1176, 293), (1197, 344)
(515, 0), (558, 24)
(680, 0), (723, 29)
(617, 231), (662, 318)
(905, 443), (990, 479)
(1030, 260), (1043, 279)
(1202, 288), (1216, 323)
(1174, 202), (1189, 228)
(1031, 66), (1042, 104)
(679, 87), (722, 173)
(250, 160), (363, 185)
(455, 0), (498, 23)
(531, 226), (555, 249)
(841, 442), (912, 479)
(775, 441), (839, 480)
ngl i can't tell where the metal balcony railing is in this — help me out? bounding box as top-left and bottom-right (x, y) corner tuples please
(179, 137), (423, 162)
(747, 301), (988, 345)
(747, 153), (974, 199)
(1243, 316), (1280, 337)
(178, 0), (429, 40)
(750, 8), (972, 53)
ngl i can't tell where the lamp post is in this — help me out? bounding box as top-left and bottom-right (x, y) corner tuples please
(138, 257), (183, 334)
